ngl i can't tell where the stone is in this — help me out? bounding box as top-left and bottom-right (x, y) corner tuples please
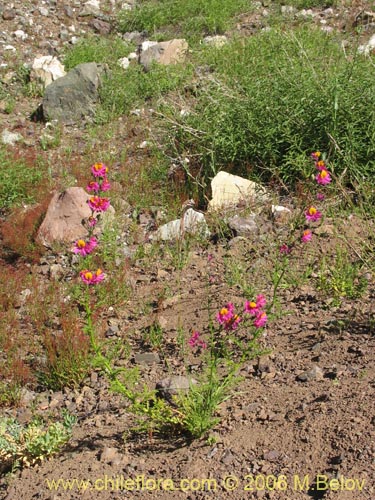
(118, 57), (130, 69)
(31, 55), (66, 88)
(208, 171), (269, 211)
(358, 34), (375, 55)
(89, 18), (112, 35)
(1, 129), (22, 145)
(156, 375), (197, 401)
(139, 39), (188, 71)
(100, 447), (123, 465)
(297, 365), (324, 382)
(39, 7), (49, 16)
(134, 352), (161, 365)
(79, 0), (101, 16)
(41, 62), (106, 123)
(36, 187), (92, 247)
(203, 35), (228, 47)
(2, 9), (16, 21)
(228, 214), (259, 237)
(14, 30), (28, 40)
(154, 208), (210, 241)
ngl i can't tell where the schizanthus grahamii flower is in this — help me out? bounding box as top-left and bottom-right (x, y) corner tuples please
(254, 311), (268, 328)
(244, 294), (266, 316)
(73, 237), (98, 256)
(305, 206), (322, 222)
(86, 181), (100, 192)
(301, 229), (312, 243)
(280, 244), (292, 255)
(88, 196), (110, 212)
(80, 268), (105, 285)
(316, 169), (331, 185)
(216, 303), (242, 331)
(311, 151), (321, 162)
(91, 162), (108, 178)
(188, 331), (207, 350)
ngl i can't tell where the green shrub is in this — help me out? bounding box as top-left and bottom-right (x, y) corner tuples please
(0, 148), (44, 209)
(162, 27), (375, 189)
(0, 412), (76, 473)
(118, 0), (252, 41)
(63, 35), (132, 71)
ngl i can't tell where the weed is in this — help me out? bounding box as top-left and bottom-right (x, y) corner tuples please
(143, 322), (164, 350)
(317, 248), (368, 306)
(162, 27), (375, 190)
(118, 0), (253, 42)
(0, 411), (76, 473)
(0, 148), (46, 210)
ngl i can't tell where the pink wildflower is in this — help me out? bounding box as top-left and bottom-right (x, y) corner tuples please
(100, 178), (111, 192)
(225, 314), (242, 331)
(315, 160), (327, 171)
(86, 181), (100, 193)
(216, 303), (234, 325)
(316, 169), (331, 185)
(301, 229), (312, 243)
(311, 151), (321, 162)
(280, 244), (292, 255)
(91, 162), (108, 178)
(73, 236), (98, 256)
(305, 206), (322, 222)
(188, 331), (207, 349)
(254, 311), (267, 328)
(88, 216), (98, 227)
(316, 192), (325, 201)
(244, 294), (266, 316)
(80, 268), (105, 285)
(88, 196), (110, 212)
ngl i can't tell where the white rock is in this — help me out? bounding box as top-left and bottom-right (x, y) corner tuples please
(141, 40), (158, 52)
(154, 208), (210, 241)
(4, 45), (16, 51)
(81, 0), (100, 15)
(1, 129), (22, 146)
(117, 57), (130, 69)
(14, 30), (28, 40)
(271, 205), (291, 214)
(208, 171), (269, 211)
(39, 7), (49, 16)
(358, 34), (375, 55)
(128, 52), (137, 60)
(203, 35), (228, 48)
(31, 55), (66, 88)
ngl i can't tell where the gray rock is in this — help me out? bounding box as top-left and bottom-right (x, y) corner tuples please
(42, 62), (107, 123)
(79, 0), (101, 17)
(1, 129), (22, 145)
(156, 375), (197, 401)
(228, 214), (259, 237)
(89, 18), (112, 35)
(139, 39), (188, 72)
(2, 9), (16, 20)
(134, 352), (161, 365)
(297, 365), (324, 382)
(154, 208), (210, 241)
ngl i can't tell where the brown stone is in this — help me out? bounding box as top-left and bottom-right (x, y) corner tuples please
(140, 39), (188, 71)
(36, 187), (92, 247)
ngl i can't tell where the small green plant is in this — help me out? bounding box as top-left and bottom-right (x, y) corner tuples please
(317, 249), (367, 306)
(0, 148), (45, 209)
(118, 0), (252, 42)
(143, 322), (164, 350)
(0, 412), (76, 473)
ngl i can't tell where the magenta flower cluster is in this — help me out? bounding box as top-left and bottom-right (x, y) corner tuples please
(188, 331), (207, 350)
(244, 294), (268, 328)
(216, 295), (268, 331)
(280, 151), (332, 253)
(72, 162), (111, 285)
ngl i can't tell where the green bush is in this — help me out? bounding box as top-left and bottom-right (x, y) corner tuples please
(63, 35), (132, 71)
(0, 148), (44, 209)
(118, 0), (252, 41)
(162, 27), (375, 188)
